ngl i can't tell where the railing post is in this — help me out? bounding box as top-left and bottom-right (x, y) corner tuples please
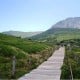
(12, 56), (16, 78)
(69, 63), (73, 80)
(67, 43), (73, 80)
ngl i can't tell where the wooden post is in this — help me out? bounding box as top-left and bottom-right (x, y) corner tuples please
(12, 56), (16, 78)
(67, 43), (73, 80)
(69, 63), (73, 80)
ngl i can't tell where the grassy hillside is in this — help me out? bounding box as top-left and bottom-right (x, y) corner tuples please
(2, 31), (42, 38)
(0, 33), (54, 79)
(31, 28), (80, 42)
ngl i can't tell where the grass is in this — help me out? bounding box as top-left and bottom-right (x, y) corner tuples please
(0, 33), (54, 79)
(60, 39), (80, 79)
(31, 28), (80, 42)
(56, 33), (80, 42)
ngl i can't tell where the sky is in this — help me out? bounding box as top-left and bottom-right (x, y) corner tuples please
(0, 0), (80, 32)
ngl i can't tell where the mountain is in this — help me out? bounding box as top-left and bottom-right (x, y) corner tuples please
(31, 17), (80, 41)
(51, 17), (80, 29)
(2, 31), (42, 38)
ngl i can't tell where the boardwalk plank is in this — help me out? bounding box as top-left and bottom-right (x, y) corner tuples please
(18, 47), (65, 80)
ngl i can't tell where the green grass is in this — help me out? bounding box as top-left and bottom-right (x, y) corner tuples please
(56, 33), (80, 42)
(32, 28), (80, 43)
(0, 33), (50, 54)
(0, 33), (54, 79)
(32, 28), (80, 39)
(61, 39), (80, 79)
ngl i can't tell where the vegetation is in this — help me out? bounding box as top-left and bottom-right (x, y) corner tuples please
(31, 28), (80, 42)
(1, 29), (80, 79)
(61, 39), (80, 79)
(0, 33), (54, 79)
(2, 31), (42, 38)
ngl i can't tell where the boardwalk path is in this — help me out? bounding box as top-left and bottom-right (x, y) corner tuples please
(19, 47), (65, 80)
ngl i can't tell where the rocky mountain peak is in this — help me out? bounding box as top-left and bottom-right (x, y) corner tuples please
(51, 17), (80, 29)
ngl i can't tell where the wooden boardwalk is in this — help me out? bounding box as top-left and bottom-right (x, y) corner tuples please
(18, 47), (65, 80)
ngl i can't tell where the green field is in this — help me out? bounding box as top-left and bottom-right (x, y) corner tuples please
(1, 29), (80, 79)
(31, 28), (80, 43)
(0, 33), (54, 79)
(56, 33), (80, 42)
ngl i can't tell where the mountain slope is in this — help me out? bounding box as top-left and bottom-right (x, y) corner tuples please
(2, 31), (42, 38)
(31, 17), (80, 41)
(31, 28), (80, 41)
(51, 17), (80, 29)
